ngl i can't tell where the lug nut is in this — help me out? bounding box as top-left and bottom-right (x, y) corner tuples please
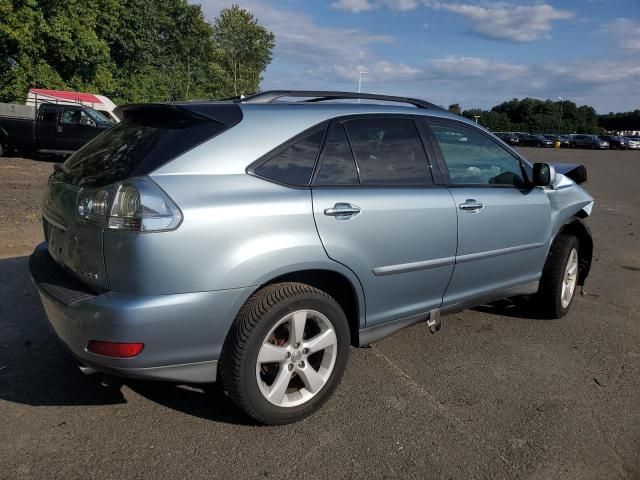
(295, 343), (300, 349)
(302, 348), (308, 354)
(286, 351), (291, 358)
(298, 361), (305, 368)
(288, 363), (294, 371)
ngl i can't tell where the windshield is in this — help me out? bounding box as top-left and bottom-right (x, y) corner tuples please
(84, 108), (111, 124)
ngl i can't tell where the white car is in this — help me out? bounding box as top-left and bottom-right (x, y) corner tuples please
(625, 137), (640, 150)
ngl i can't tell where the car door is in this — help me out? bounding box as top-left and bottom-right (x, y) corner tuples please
(57, 106), (98, 152)
(424, 119), (551, 309)
(312, 116), (457, 326)
(34, 104), (59, 152)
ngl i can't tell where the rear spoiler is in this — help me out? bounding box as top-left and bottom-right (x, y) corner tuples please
(551, 163), (587, 185)
(114, 102), (242, 127)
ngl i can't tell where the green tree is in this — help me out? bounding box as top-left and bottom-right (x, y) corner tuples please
(0, 0), (275, 104)
(212, 5), (275, 97)
(448, 103), (461, 115)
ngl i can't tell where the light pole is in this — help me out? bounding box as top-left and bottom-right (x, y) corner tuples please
(474, 115), (480, 124)
(557, 96), (563, 133)
(357, 71), (368, 102)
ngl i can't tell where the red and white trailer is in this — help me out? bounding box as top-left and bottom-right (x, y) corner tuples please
(27, 88), (120, 123)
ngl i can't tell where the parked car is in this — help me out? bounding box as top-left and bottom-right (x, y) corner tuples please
(517, 133), (554, 147)
(624, 137), (640, 150)
(570, 134), (609, 149)
(543, 134), (570, 148)
(496, 132), (520, 146)
(29, 91), (594, 425)
(0, 102), (112, 157)
(598, 135), (627, 150)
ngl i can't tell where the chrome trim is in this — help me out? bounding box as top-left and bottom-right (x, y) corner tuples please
(373, 256), (455, 276)
(455, 242), (545, 264)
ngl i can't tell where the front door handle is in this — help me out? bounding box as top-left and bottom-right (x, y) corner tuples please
(324, 203), (361, 219)
(459, 199), (484, 212)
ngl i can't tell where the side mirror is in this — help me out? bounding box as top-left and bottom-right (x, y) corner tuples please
(532, 163), (556, 187)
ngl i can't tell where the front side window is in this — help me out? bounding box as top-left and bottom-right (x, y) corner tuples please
(431, 123), (525, 187)
(314, 122), (359, 185)
(254, 129), (324, 186)
(344, 118), (431, 185)
(61, 107), (82, 125)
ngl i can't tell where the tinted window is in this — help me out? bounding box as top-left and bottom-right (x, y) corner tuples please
(254, 129), (324, 185)
(345, 118), (431, 185)
(58, 118), (228, 187)
(39, 106), (57, 123)
(431, 123), (525, 187)
(314, 123), (359, 185)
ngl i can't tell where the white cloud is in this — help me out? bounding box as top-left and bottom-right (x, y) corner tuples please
(427, 2), (575, 42)
(601, 18), (640, 52)
(429, 56), (527, 80)
(419, 56), (640, 112)
(330, 0), (575, 42)
(331, 0), (375, 13)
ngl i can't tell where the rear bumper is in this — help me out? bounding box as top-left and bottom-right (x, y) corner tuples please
(29, 243), (254, 383)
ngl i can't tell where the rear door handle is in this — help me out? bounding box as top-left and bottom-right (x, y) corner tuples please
(459, 199), (484, 212)
(324, 203), (361, 219)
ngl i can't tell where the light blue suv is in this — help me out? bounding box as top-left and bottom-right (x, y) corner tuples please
(30, 91), (594, 424)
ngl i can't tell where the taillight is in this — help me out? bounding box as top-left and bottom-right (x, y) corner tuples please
(87, 340), (144, 358)
(76, 177), (182, 232)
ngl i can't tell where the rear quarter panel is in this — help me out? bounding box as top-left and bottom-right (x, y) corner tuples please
(103, 174), (365, 327)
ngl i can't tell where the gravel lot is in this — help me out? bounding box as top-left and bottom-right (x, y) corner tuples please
(0, 148), (638, 479)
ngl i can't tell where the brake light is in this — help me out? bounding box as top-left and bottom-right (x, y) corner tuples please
(87, 340), (144, 358)
(76, 177), (182, 232)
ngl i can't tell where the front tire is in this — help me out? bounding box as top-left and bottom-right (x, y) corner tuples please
(536, 235), (580, 318)
(220, 282), (350, 425)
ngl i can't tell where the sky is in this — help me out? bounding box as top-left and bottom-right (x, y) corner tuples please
(197, 0), (640, 113)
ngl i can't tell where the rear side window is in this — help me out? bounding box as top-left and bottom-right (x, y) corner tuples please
(254, 129), (324, 185)
(314, 123), (359, 185)
(344, 118), (431, 185)
(39, 106), (57, 122)
(58, 116), (229, 187)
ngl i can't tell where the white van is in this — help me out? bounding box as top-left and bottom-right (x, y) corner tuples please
(27, 88), (120, 123)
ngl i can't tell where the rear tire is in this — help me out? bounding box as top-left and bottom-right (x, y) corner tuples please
(220, 282), (350, 425)
(535, 235), (580, 319)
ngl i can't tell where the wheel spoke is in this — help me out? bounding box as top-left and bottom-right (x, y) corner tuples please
(290, 311), (307, 346)
(268, 367), (292, 404)
(304, 329), (337, 355)
(297, 365), (324, 394)
(258, 343), (289, 364)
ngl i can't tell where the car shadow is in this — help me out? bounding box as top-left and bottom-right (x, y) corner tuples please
(472, 297), (550, 320)
(0, 255), (252, 426)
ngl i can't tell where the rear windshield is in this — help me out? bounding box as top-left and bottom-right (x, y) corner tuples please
(57, 116), (228, 187)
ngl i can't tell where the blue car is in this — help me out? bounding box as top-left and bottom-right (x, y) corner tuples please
(30, 91), (594, 424)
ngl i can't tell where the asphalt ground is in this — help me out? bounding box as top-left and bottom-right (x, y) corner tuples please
(0, 147), (638, 479)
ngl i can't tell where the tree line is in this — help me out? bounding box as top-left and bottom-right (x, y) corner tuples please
(0, 1), (275, 104)
(448, 99), (640, 134)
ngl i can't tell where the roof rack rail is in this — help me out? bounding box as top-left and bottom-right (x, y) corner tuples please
(238, 90), (445, 111)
